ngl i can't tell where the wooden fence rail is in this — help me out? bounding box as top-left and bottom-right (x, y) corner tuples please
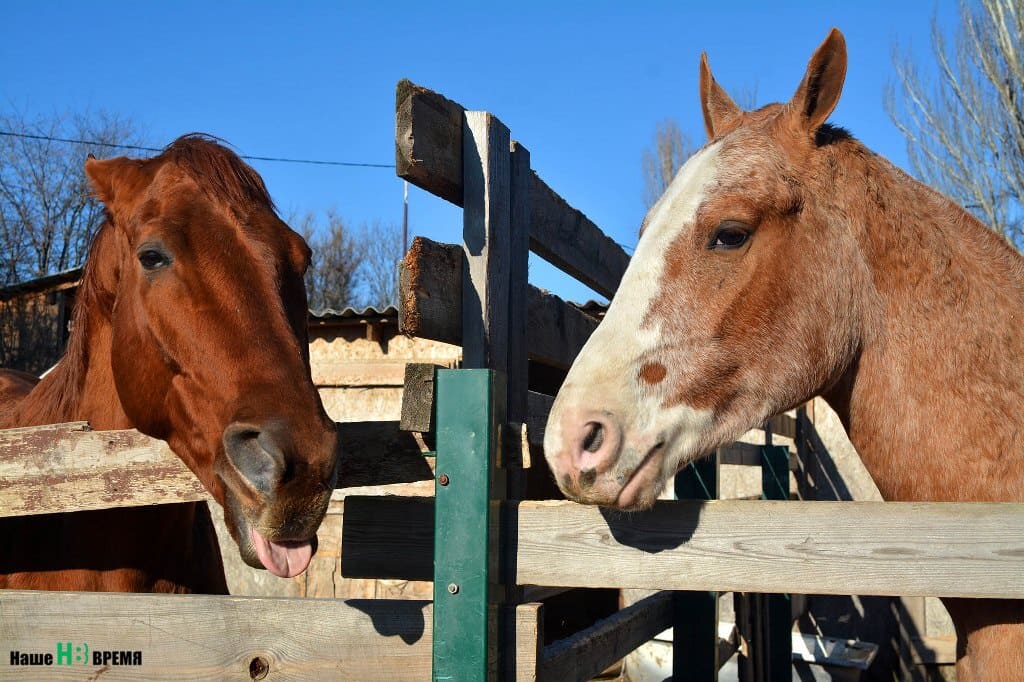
(341, 496), (1024, 600)
(396, 80), (629, 299)
(0, 591), (432, 681)
(0, 421), (435, 518)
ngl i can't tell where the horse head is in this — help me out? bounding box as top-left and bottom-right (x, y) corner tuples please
(546, 29), (867, 510)
(82, 135), (338, 577)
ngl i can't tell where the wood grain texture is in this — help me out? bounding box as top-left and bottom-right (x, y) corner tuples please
(394, 80), (629, 299)
(339, 496), (1024, 599)
(528, 172), (629, 299)
(516, 500), (1024, 598)
(0, 590), (432, 680)
(398, 237), (598, 369)
(461, 110), (512, 372)
(513, 603), (544, 682)
(539, 591), (672, 682)
(0, 422), (434, 518)
(508, 141), (531, 425)
(311, 360), (408, 387)
(525, 287), (599, 369)
(395, 79), (464, 206)
(399, 363), (437, 433)
(399, 236), (463, 343)
(0, 422), (206, 517)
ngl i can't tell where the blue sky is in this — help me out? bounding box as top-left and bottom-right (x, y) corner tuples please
(2, 1), (958, 303)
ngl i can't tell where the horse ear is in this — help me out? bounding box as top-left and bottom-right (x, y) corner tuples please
(788, 28), (847, 137)
(84, 156), (134, 206)
(699, 52), (742, 139)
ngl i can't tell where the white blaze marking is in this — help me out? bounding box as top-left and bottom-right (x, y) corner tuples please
(546, 142), (723, 486)
(564, 141), (722, 390)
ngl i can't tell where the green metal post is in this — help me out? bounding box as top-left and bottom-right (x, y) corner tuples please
(673, 453), (720, 680)
(762, 445), (792, 681)
(432, 369), (506, 682)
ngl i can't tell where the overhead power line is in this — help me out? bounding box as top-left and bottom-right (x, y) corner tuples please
(0, 130), (395, 169)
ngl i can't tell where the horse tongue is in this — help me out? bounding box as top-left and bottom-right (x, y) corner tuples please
(249, 527), (313, 578)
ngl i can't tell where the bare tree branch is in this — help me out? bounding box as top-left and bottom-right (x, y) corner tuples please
(887, 0), (1024, 245)
(0, 108), (143, 284)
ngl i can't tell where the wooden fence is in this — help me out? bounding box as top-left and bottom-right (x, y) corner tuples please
(1, 79), (1022, 681)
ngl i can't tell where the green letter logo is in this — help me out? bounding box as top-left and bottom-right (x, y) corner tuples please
(55, 642), (71, 666)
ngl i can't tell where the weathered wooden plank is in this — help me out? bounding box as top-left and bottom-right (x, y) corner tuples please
(516, 500), (1024, 599)
(719, 442), (798, 470)
(513, 603), (544, 682)
(0, 590), (431, 680)
(399, 372), (552, 448)
(508, 140), (531, 424)
(333, 421), (436, 489)
(462, 110), (512, 374)
(342, 495), (435, 581)
(398, 237), (598, 369)
(0, 422), (207, 517)
(529, 172), (629, 299)
(0, 421), (434, 518)
(311, 360), (408, 387)
(396, 78), (465, 206)
(394, 80), (629, 298)
(526, 287), (599, 369)
(526, 392), (554, 448)
(341, 496), (1024, 599)
(768, 413), (797, 440)
(539, 591), (672, 682)
(399, 363), (437, 433)
(399, 236), (463, 344)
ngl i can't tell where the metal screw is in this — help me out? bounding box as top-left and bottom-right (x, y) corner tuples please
(447, 583), (459, 595)
(438, 473), (450, 486)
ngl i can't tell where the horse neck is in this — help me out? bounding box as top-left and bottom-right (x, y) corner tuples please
(2, 226), (131, 431)
(822, 149), (1024, 502)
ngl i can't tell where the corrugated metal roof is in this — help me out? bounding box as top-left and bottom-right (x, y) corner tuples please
(569, 300), (608, 319)
(308, 305), (398, 322)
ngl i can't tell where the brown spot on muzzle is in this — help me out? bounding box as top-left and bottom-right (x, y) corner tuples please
(639, 362), (667, 385)
(579, 467), (597, 490)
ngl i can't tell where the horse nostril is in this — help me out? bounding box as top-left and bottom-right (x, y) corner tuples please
(223, 423), (286, 494)
(582, 422), (605, 453)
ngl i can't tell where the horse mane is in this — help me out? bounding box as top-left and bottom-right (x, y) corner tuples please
(4, 224), (115, 427)
(158, 134), (277, 213)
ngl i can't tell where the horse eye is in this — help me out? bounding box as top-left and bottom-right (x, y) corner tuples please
(709, 223), (751, 250)
(138, 248), (170, 271)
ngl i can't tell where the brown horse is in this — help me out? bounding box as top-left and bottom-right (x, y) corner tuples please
(545, 29), (1023, 680)
(0, 135), (338, 593)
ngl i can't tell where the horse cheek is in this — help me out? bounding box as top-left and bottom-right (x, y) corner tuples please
(109, 295), (173, 439)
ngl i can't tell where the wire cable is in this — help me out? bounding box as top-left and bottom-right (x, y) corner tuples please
(0, 130), (395, 169)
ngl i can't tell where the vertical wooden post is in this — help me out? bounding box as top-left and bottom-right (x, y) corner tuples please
(673, 453), (720, 681)
(761, 445), (792, 681)
(506, 140), (530, 427)
(461, 111), (511, 372)
(435, 109), (519, 681)
(433, 369), (506, 682)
